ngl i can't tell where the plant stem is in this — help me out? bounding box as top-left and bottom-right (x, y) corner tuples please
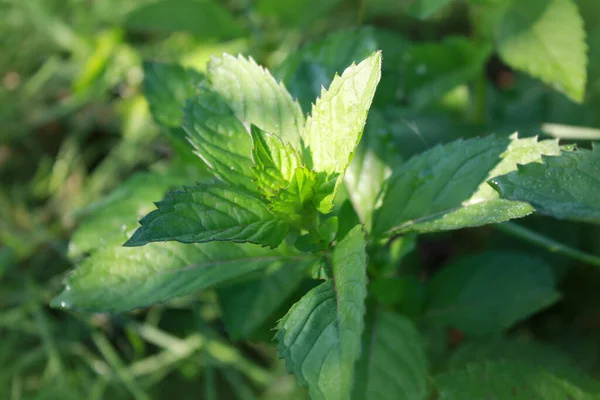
(357, 0), (367, 26)
(495, 222), (600, 268)
(472, 70), (487, 124)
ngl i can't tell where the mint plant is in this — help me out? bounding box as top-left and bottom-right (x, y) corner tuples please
(52, 38), (600, 400)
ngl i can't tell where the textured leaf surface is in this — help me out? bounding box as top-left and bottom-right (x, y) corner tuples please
(496, 0), (587, 102)
(125, 0), (244, 39)
(217, 260), (311, 340)
(303, 52), (382, 213)
(435, 361), (600, 399)
(491, 145), (600, 223)
(207, 54), (305, 150)
(344, 110), (402, 230)
(143, 62), (204, 128)
(276, 225), (368, 400)
(52, 242), (310, 312)
(373, 134), (560, 237)
(183, 87), (256, 191)
(425, 251), (560, 335)
(352, 310), (428, 400)
(69, 169), (192, 258)
(251, 125), (301, 197)
(124, 185), (288, 248)
(269, 166), (320, 227)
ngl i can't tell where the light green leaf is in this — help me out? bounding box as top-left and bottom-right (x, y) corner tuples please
(496, 0), (587, 102)
(303, 52), (382, 213)
(51, 242), (310, 312)
(344, 110), (402, 230)
(490, 145), (600, 223)
(425, 251), (561, 335)
(434, 361), (600, 399)
(125, 0), (245, 39)
(183, 87), (256, 191)
(69, 168), (193, 258)
(251, 125), (301, 197)
(275, 28), (379, 111)
(269, 166), (320, 227)
(124, 185), (289, 248)
(352, 310), (428, 400)
(143, 62), (204, 129)
(276, 225), (368, 400)
(217, 259), (312, 340)
(372, 134), (560, 237)
(207, 53), (305, 150)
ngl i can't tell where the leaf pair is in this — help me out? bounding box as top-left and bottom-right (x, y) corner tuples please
(125, 52), (382, 249)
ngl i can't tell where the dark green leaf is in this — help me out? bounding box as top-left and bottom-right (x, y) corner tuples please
(124, 185), (289, 248)
(69, 167), (199, 258)
(491, 145), (600, 223)
(434, 361), (600, 399)
(399, 37), (491, 109)
(183, 87), (256, 191)
(52, 242), (310, 312)
(276, 225), (368, 400)
(217, 260), (312, 340)
(407, 0), (455, 19)
(373, 134), (560, 237)
(275, 28), (379, 111)
(125, 0), (245, 39)
(352, 310), (428, 400)
(425, 251), (561, 335)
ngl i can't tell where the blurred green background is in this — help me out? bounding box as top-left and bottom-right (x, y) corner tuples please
(2, 0), (600, 398)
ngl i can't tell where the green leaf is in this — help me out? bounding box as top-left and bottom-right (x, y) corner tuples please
(143, 62), (204, 129)
(275, 28), (379, 111)
(372, 134), (560, 237)
(256, 0), (343, 27)
(276, 225), (368, 400)
(496, 0), (587, 102)
(217, 259), (312, 340)
(303, 52), (382, 213)
(434, 361), (600, 399)
(207, 54), (305, 150)
(183, 87), (256, 191)
(124, 185), (289, 248)
(69, 169), (193, 258)
(407, 0), (455, 19)
(344, 110), (402, 230)
(352, 310), (428, 400)
(447, 337), (582, 373)
(52, 242), (311, 312)
(125, 0), (245, 39)
(399, 37), (491, 109)
(425, 251), (561, 335)
(269, 166), (320, 227)
(490, 145), (600, 223)
(250, 125), (301, 197)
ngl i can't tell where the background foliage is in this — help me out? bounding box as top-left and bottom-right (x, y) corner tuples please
(2, 0), (600, 398)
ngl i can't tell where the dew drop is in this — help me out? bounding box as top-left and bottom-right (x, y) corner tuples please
(416, 64), (427, 75)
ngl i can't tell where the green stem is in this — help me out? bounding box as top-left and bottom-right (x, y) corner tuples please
(495, 222), (600, 268)
(472, 70), (487, 124)
(357, 0), (367, 26)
